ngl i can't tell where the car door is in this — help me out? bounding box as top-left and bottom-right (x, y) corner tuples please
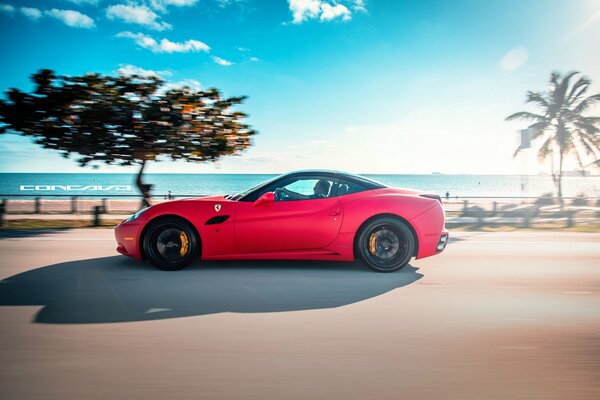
(234, 176), (343, 253)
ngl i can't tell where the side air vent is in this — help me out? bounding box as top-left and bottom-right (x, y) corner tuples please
(205, 215), (230, 225)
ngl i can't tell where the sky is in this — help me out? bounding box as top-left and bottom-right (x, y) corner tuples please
(0, 0), (599, 175)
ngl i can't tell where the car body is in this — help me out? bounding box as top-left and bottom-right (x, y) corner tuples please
(115, 170), (448, 271)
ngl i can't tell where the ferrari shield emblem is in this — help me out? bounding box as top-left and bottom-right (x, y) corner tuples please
(214, 204), (221, 212)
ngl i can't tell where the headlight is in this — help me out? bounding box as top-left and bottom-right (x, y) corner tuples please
(126, 207), (148, 222)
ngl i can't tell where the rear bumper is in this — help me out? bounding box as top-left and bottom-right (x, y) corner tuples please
(436, 231), (449, 253)
(410, 203), (447, 259)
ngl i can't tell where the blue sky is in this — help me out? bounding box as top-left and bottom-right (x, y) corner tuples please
(0, 0), (599, 174)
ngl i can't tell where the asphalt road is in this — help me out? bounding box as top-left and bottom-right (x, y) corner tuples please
(0, 229), (599, 400)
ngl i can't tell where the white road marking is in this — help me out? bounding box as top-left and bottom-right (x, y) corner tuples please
(145, 308), (171, 314)
(505, 318), (538, 321)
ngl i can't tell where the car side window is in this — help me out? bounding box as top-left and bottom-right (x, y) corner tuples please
(337, 178), (369, 196)
(285, 179), (321, 196)
(273, 176), (338, 201)
(241, 175), (339, 202)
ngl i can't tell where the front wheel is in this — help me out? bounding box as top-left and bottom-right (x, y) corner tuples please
(143, 217), (199, 271)
(356, 218), (415, 272)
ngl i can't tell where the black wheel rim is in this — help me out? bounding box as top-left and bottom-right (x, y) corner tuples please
(150, 224), (190, 264)
(363, 225), (408, 269)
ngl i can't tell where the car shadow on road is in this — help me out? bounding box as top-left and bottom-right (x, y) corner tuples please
(0, 228), (74, 239)
(0, 257), (423, 324)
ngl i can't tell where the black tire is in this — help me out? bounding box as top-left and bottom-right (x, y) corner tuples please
(356, 217), (415, 272)
(143, 217), (200, 271)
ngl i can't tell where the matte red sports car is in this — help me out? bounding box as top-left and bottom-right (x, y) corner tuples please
(115, 170), (448, 272)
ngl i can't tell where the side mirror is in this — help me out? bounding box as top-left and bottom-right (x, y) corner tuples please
(253, 191), (275, 207)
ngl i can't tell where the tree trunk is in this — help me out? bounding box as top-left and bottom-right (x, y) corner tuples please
(558, 150), (564, 209)
(135, 158), (153, 209)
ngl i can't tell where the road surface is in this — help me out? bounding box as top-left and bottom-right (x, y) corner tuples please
(0, 229), (599, 399)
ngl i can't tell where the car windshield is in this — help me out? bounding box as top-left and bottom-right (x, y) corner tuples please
(226, 173), (286, 201)
(225, 171), (387, 201)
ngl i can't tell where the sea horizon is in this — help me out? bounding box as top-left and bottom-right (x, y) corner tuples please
(1, 172), (599, 198)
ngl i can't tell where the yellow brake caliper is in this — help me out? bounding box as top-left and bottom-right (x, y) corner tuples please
(179, 231), (189, 257)
(369, 233), (377, 255)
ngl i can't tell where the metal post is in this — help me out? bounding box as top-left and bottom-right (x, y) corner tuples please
(0, 199), (5, 227)
(71, 196), (78, 214)
(35, 197), (41, 214)
(566, 210), (574, 228)
(462, 200), (469, 217)
(93, 206), (101, 227)
(102, 198), (108, 214)
(492, 201), (497, 217)
(477, 209), (484, 228)
(522, 211), (530, 228)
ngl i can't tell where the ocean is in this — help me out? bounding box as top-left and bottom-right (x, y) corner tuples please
(0, 173), (599, 199)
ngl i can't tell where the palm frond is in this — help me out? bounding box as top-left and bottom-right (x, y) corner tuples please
(525, 91), (549, 108)
(574, 93), (600, 114)
(579, 135), (600, 157)
(566, 76), (590, 105)
(551, 71), (579, 116)
(507, 70), (600, 178)
(573, 119), (600, 135)
(584, 159), (600, 168)
(505, 111), (546, 122)
(512, 145), (523, 158)
(528, 121), (550, 138)
(538, 135), (554, 162)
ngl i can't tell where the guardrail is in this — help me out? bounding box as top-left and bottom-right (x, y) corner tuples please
(0, 194), (208, 227)
(0, 194), (599, 228)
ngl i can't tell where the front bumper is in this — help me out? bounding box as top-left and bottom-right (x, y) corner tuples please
(114, 220), (144, 259)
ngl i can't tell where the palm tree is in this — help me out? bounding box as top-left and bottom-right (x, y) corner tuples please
(506, 71), (600, 201)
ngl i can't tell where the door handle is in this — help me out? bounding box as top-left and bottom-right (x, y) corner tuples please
(329, 208), (341, 216)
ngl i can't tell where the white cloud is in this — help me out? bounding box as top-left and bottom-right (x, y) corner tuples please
(289, 0), (321, 23)
(149, 0), (198, 12)
(249, 56), (259, 62)
(0, 4), (15, 15)
(288, 0), (359, 24)
(114, 64), (200, 94)
(320, 3), (350, 21)
(20, 7), (42, 20)
(117, 31), (210, 53)
(500, 46), (529, 72)
(45, 9), (95, 28)
(159, 79), (202, 94)
(211, 56), (234, 66)
(237, 46), (250, 52)
(106, 4), (171, 31)
(351, 0), (366, 12)
(66, 0), (100, 5)
(115, 64), (172, 78)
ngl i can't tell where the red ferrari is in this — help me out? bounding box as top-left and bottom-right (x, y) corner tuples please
(115, 170), (448, 272)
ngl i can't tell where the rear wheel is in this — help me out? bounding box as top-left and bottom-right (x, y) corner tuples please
(143, 217), (199, 271)
(356, 217), (415, 272)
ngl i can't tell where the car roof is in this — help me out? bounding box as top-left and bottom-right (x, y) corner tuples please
(283, 170), (387, 188)
(283, 169), (354, 177)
